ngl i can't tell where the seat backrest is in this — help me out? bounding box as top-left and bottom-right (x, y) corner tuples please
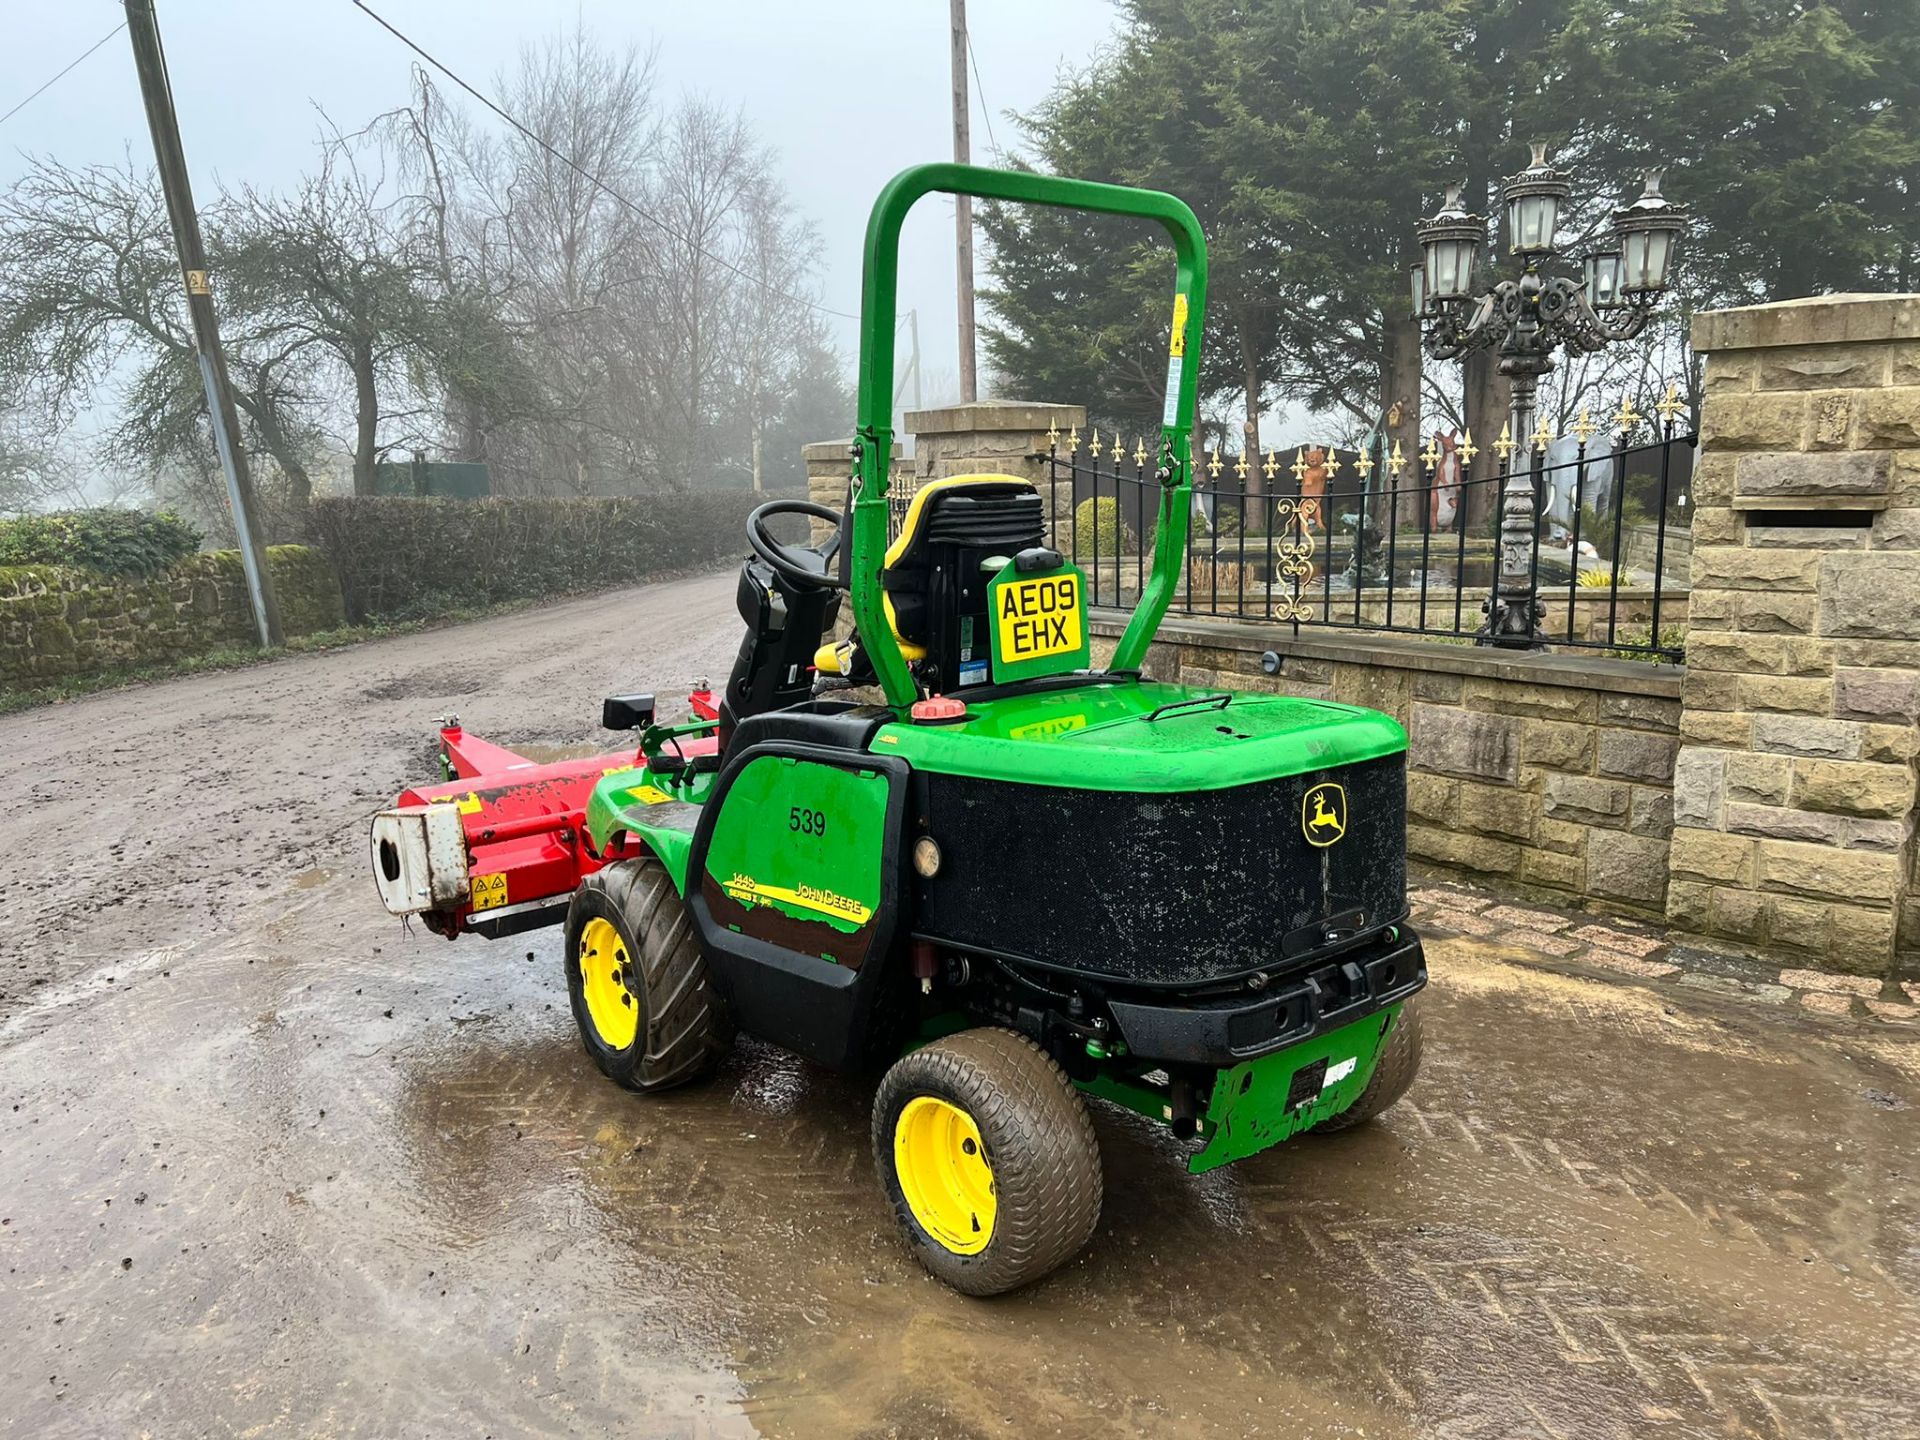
(880, 475), (1043, 691)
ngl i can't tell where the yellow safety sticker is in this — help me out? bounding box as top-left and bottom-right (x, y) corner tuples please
(625, 783), (674, 805)
(456, 792), (483, 816)
(470, 872), (509, 910)
(1169, 292), (1189, 356)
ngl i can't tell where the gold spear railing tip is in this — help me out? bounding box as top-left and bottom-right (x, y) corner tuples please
(1458, 429), (1478, 465)
(1388, 439), (1407, 475)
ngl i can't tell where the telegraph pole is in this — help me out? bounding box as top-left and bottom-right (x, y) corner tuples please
(893, 310), (924, 415)
(123, 0), (282, 647)
(949, 0), (977, 403)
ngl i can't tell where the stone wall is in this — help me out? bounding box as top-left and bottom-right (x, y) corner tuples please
(0, 546), (344, 689)
(1089, 612), (1681, 920)
(1669, 294), (1920, 975)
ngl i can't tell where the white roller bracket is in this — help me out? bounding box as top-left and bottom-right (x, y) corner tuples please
(369, 804), (469, 915)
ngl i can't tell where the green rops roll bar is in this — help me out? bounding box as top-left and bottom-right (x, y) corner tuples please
(851, 163), (1209, 709)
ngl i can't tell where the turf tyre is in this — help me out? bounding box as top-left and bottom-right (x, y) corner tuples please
(1314, 994), (1424, 1133)
(564, 858), (730, 1092)
(872, 1027), (1102, 1296)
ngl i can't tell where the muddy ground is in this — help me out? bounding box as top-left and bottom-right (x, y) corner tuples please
(2, 569), (1918, 1438)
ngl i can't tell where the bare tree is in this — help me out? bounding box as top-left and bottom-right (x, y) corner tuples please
(437, 32), (840, 496)
(462, 31), (659, 494)
(0, 415), (138, 514)
(0, 155), (328, 522)
(0, 27), (845, 515)
(224, 120), (450, 496)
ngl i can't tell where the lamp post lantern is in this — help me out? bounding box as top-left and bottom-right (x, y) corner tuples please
(1414, 144), (1688, 647)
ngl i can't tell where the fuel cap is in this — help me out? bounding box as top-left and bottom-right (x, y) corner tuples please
(910, 695), (968, 724)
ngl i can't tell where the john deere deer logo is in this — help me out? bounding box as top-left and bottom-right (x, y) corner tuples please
(1302, 782), (1347, 847)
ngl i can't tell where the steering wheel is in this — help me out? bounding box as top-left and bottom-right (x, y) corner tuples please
(747, 498), (846, 589)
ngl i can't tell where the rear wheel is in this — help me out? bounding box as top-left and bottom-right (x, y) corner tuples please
(564, 858), (730, 1092)
(1315, 995), (1424, 1133)
(872, 1028), (1102, 1296)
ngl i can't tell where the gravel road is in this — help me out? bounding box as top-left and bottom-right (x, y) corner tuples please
(2, 568), (1917, 1439)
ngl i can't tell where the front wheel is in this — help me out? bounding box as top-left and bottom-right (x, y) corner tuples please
(872, 1028), (1103, 1296)
(1314, 995), (1425, 1133)
(563, 858), (731, 1092)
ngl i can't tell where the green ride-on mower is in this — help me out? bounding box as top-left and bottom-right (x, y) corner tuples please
(372, 164), (1426, 1296)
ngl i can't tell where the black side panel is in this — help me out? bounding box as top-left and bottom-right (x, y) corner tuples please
(685, 742), (910, 1070)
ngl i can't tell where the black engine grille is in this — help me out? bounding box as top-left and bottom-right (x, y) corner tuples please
(913, 755), (1407, 987)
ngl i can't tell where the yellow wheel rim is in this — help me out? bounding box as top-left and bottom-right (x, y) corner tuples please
(578, 917), (640, 1050)
(893, 1096), (996, 1254)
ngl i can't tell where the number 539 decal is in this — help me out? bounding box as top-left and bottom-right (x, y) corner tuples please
(788, 806), (828, 836)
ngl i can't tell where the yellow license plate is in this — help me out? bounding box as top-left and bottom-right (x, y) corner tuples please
(995, 573), (1083, 662)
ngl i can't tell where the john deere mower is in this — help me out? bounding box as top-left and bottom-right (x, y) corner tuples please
(371, 163), (1425, 1295)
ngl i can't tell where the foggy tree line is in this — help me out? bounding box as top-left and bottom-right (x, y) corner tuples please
(0, 30), (849, 534)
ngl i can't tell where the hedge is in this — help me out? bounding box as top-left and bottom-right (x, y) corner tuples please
(1071, 496), (1136, 560)
(304, 490), (797, 622)
(0, 508), (203, 577)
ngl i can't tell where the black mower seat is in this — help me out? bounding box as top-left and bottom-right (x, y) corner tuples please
(815, 474), (1043, 677)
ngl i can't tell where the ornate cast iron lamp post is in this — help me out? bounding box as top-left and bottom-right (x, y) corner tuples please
(1412, 145), (1688, 647)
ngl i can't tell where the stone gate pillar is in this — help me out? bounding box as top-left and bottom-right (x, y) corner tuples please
(903, 400), (1087, 546)
(1668, 294), (1920, 975)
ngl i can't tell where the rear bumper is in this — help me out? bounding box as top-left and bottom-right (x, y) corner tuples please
(1104, 925), (1426, 1067)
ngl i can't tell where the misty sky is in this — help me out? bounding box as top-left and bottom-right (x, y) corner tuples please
(2, 0), (1121, 420)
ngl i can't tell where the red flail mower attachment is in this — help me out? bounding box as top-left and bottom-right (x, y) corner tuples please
(369, 686), (718, 939)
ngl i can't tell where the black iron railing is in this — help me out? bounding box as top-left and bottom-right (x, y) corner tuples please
(1041, 418), (1695, 662)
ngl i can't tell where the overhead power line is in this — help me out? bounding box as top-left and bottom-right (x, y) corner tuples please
(966, 34), (1000, 159)
(348, 0), (859, 323)
(0, 21), (128, 130)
